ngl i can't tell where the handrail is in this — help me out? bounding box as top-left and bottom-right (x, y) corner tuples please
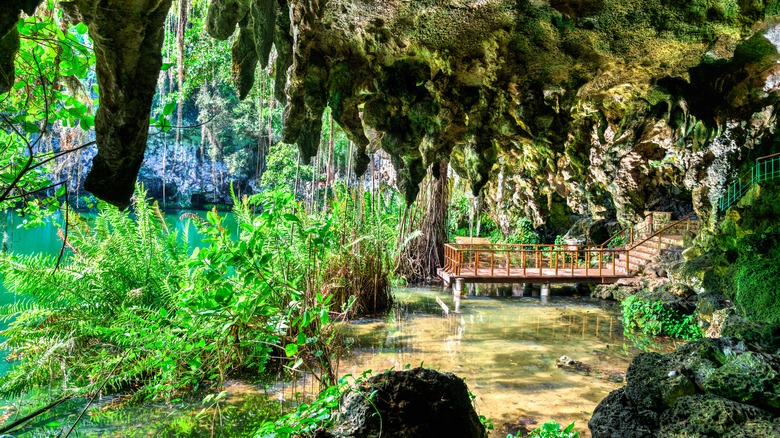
(628, 214), (697, 251)
(598, 212), (653, 249)
(719, 153), (780, 211)
(441, 213), (700, 281)
(756, 152), (780, 162)
(598, 211), (678, 249)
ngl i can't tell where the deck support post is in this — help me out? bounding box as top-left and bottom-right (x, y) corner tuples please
(453, 278), (464, 298)
(541, 283), (551, 298)
(511, 283), (524, 297)
(452, 278), (464, 313)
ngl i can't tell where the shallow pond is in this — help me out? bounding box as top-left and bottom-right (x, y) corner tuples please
(338, 287), (641, 437)
(1, 286), (650, 437)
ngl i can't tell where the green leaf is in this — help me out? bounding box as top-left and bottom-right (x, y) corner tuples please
(285, 343), (298, 357)
(163, 102), (176, 116)
(283, 213), (300, 223)
(22, 121), (39, 134)
(79, 115), (94, 131)
(75, 22), (88, 35)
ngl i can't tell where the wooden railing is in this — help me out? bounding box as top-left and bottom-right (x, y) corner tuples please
(599, 212), (698, 250)
(628, 214), (698, 253)
(443, 243), (630, 278)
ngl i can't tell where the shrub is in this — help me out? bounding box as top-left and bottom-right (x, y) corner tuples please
(622, 295), (702, 341)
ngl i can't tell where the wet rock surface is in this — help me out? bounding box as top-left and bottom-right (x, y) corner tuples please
(0, 0), (42, 94)
(589, 335), (780, 437)
(313, 368), (486, 438)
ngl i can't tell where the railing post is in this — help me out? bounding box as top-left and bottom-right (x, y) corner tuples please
(490, 251), (495, 276)
(599, 251), (603, 277)
(538, 248), (542, 276)
(506, 250), (510, 276)
(625, 249), (630, 273)
(475, 250), (480, 277)
(586, 250), (590, 276)
(612, 251), (616, 276)
(522, 249), (526, 276)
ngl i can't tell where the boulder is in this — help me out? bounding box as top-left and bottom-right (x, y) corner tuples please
(590, 335), (780, 437)
(317, 368), (487, 438)
(696, 291), (731, 332)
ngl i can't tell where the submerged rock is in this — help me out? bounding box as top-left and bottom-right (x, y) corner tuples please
(315, 368), (486, 438)
(590, 335), (780, 437)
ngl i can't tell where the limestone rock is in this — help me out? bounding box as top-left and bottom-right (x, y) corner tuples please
(659, 394), (773, 436)
(4, 0), (780, 213)
(0, 0), (43, 94)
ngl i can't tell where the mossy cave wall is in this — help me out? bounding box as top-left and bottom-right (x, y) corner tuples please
(2, 0), (780, 222)
(681, 180), (780, 325)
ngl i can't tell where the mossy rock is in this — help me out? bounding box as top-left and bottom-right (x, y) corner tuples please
(624, 352), (678, 411)
(658, 394), (773, 437)
(722, 420), (780, 438)
(701, 351), (780, 412)
(720, 316), (780, 353)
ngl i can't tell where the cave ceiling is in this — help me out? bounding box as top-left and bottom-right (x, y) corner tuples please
(3, 0), (780, 222)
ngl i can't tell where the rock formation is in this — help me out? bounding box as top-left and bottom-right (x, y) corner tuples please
(590, 334), (780, 437)
(61, 0), (174, 208)
(0, 0), (43, 94)
(203, 0), (780, 222)
(3, 0), (780, 219)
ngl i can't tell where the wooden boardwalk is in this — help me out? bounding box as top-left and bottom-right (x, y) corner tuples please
(437, 244), (632, 286)
(438, 214), (698, 293)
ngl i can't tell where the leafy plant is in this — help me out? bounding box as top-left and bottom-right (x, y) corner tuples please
(621, 295), (702, 342)
(0, 185), (337, 403)
(507, 420), (579, 438)
(1, 7), (96, 219)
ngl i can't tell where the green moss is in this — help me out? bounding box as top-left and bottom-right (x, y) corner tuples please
(734, 255), (780, 324)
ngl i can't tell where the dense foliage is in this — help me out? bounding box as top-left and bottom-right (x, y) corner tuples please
(0, 187), (337, 401)
(726, 225), (780, 325)
(621, 295), (702, 341)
